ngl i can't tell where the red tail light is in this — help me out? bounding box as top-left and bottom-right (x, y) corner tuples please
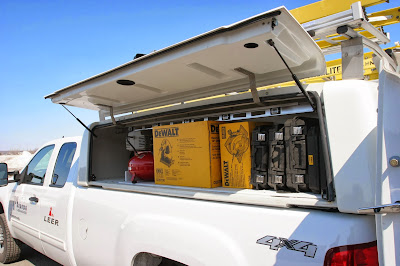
(324, 241), (378, 266)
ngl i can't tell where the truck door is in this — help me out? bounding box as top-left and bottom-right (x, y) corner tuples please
(10, 145), (55, 254)
(39, 142), (78, 266)
(376, 65), (400, 265)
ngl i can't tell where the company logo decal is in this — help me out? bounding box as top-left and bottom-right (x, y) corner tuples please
(257, 235), (317, 258)
(44, 207), (59, 226)
(210, 124), (219, 134)
(154, 127), (179, 138)
(223, 161), (229, 186)
(10, 198), (27, 214)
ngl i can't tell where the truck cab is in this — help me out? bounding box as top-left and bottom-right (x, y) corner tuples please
(0, 3), (399, 265)
(0, 137), (80, 265)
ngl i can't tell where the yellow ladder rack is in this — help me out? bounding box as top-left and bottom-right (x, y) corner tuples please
(257, 45), (399, 91)
(289, 1), (399, 54)
(291, 0), (387, 24)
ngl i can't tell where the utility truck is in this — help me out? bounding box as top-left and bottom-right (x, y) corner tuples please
(0, 2), (399, 265)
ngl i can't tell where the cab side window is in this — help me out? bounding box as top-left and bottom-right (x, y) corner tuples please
(25, 145), (55, 185)
(51, 142), (77, 187)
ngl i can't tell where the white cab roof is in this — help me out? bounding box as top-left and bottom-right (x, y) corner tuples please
(45, 7), (325, 116)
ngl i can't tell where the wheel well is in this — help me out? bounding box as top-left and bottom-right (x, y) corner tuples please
(0, 203), (4, 214)
(132, 252), (186, 266)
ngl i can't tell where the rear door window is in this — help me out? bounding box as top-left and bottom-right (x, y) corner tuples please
(51, 142), (77, 187)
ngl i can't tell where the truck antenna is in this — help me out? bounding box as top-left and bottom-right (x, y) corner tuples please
(267, 39), (316, 111)
(61, 104), (98, 138)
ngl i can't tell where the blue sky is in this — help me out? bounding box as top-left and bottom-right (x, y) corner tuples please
(1, 0), (399, 150)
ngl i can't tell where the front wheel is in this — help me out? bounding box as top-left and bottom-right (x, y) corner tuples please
(0, 213), (21, 263)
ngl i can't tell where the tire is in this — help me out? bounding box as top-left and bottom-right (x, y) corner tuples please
(0, 213), (21, 264)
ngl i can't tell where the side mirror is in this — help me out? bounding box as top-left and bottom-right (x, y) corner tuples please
(0, 163), (8, 187)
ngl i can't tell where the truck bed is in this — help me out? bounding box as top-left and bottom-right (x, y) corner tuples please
(89, 180), (337, 210)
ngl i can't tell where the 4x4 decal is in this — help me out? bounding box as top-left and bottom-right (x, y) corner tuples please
(257, 235), (317, 258)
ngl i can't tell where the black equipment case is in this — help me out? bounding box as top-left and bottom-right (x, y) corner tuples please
(284, 117), (326, 193)
(251, 126), (271, 189)
(267, 125), (286, 191)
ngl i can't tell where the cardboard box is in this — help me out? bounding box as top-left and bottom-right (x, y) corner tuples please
(153, 121), (222, 188)
(220, 122), (256, 189)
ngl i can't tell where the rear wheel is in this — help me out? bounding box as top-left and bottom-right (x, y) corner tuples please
(0, 213), (21, 263)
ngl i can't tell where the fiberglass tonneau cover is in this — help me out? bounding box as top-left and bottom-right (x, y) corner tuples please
(46, 7), (325, 116)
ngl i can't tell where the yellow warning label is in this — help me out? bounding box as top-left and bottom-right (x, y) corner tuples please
(308, 155), (314, 166)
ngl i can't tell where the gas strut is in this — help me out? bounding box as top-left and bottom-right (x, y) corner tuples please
(267, 39), (316, 111)
(61, 104), (98, 138)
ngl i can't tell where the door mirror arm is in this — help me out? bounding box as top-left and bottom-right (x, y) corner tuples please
(12, 171), (19, 181)
(14, 168), (26, 184)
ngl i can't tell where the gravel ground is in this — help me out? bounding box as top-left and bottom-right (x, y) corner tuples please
(0, 243), (60, 266)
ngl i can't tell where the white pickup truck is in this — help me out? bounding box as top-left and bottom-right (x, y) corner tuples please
(0, 6), (399, 266)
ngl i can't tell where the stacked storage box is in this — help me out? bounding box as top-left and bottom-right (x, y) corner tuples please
(250, 117), (327, 194)
(219, 122), (256, 189)
(153, 121), (222, 188)
(250, 126), (270, 190)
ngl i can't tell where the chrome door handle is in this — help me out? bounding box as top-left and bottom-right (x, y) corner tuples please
(358, 202), (400, 214)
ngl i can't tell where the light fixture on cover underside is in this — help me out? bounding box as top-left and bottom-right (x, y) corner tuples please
(117, 79), (135, 86)
(244, 43), (259, 49)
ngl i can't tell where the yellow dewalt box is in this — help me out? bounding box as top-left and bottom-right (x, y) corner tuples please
(220, 122), (256, 189)
(153, 121), (222, 188)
